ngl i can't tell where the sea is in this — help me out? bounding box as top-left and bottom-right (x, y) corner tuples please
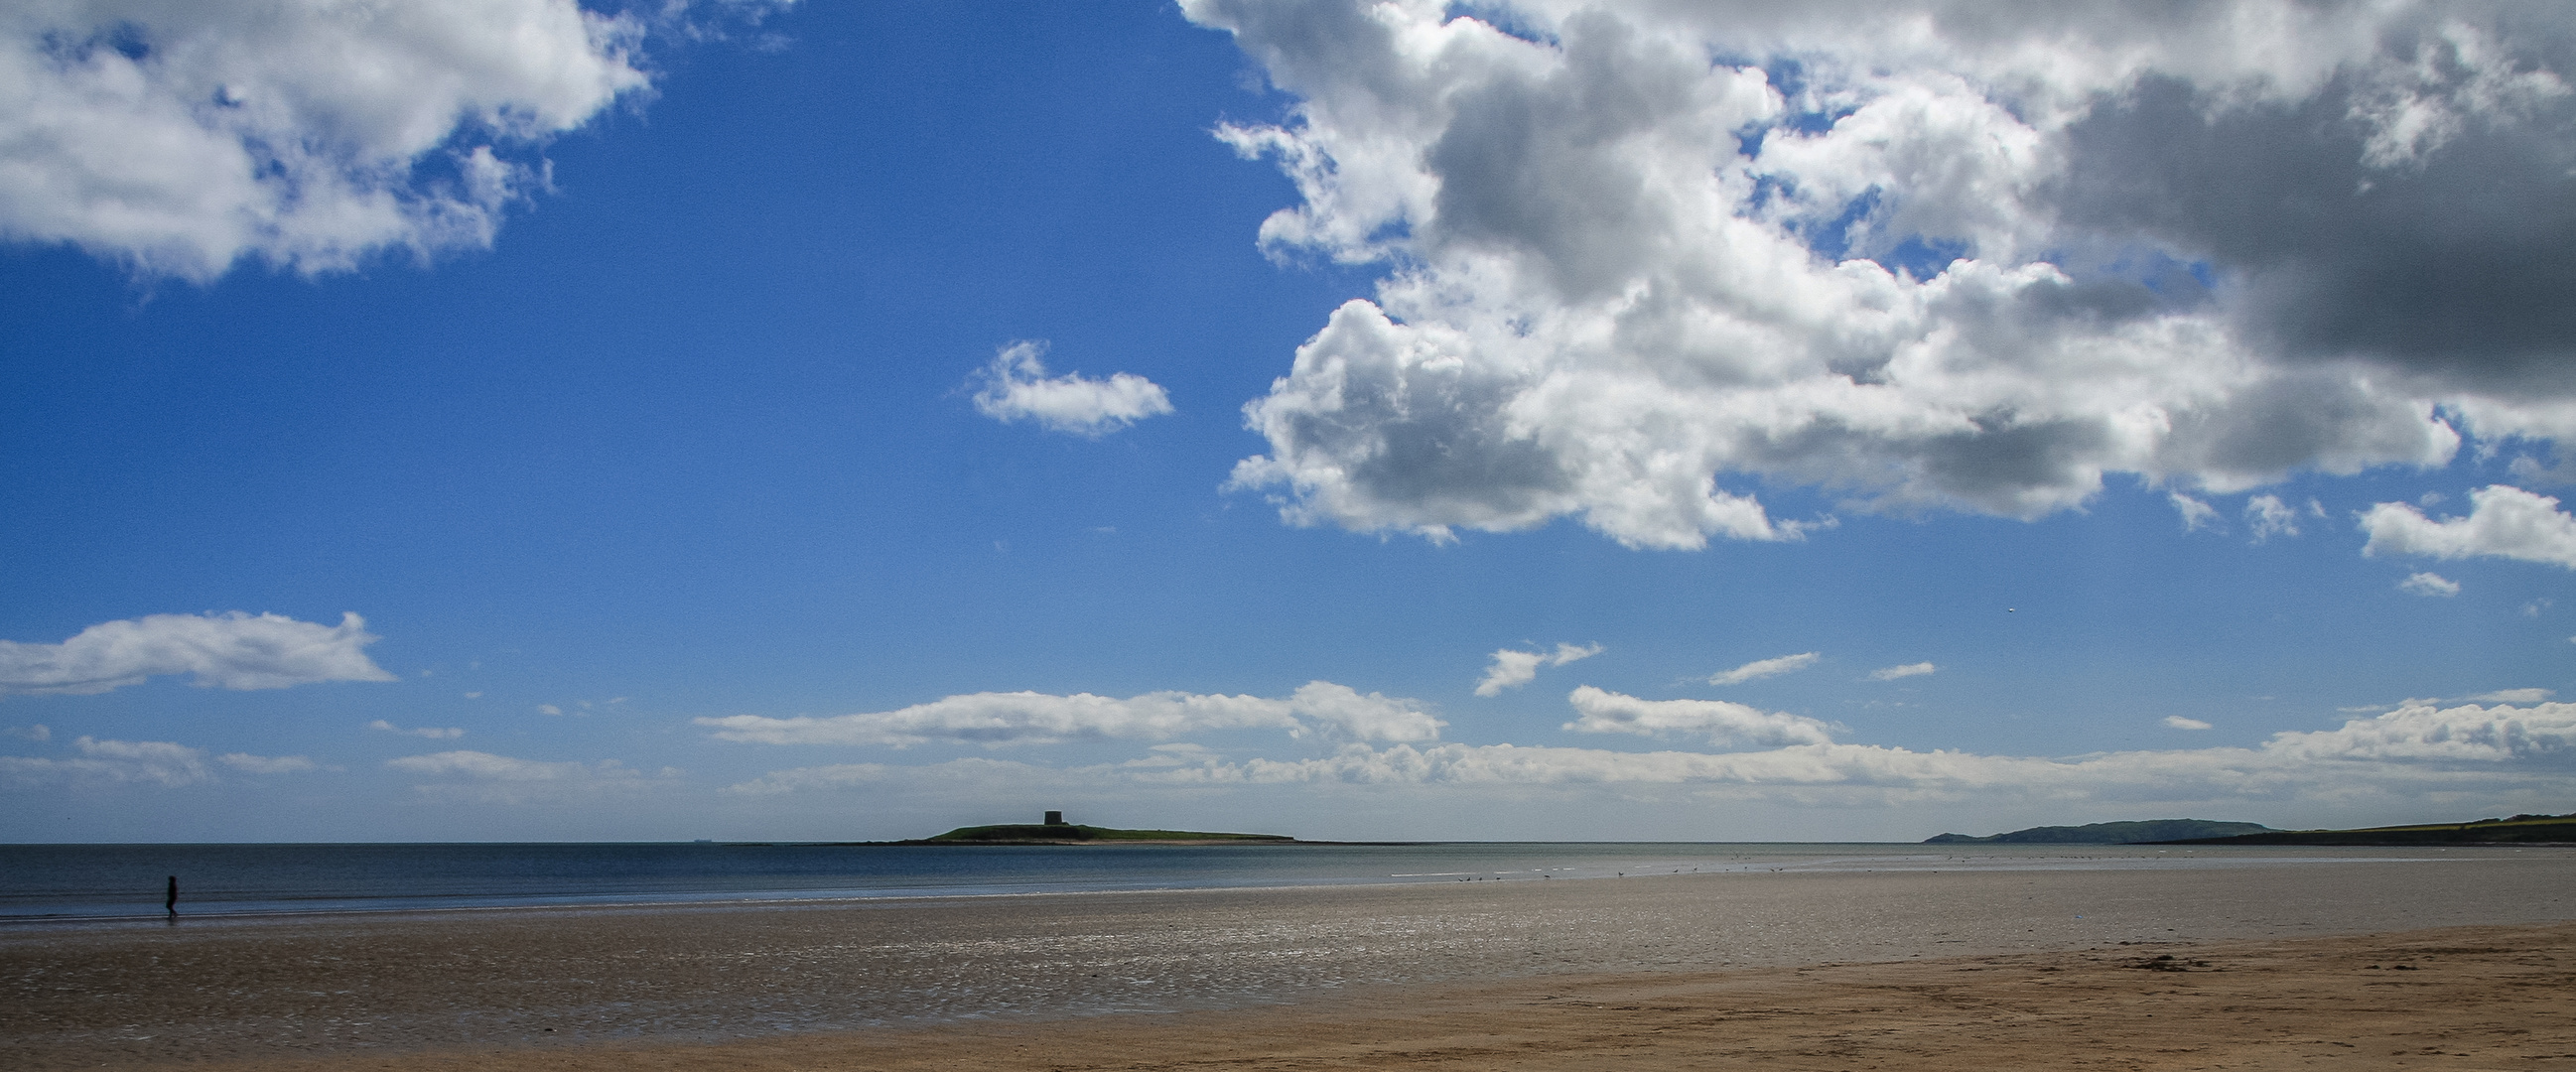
(0, 840), (2444, 923)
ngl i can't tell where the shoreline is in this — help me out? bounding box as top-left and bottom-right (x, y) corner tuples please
(2, 842), (2525, 926)
(9, 853), (2575, 1068)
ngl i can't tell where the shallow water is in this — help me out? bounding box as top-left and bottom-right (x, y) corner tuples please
(0, 839), (2493, 921)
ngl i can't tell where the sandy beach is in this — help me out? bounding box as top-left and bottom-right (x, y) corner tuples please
(7, 849), (2573, 1069)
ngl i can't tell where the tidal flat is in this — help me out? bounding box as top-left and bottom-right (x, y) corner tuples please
(5, 847), (2572, 1069)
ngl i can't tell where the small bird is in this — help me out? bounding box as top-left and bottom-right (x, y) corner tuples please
(2006, 607), (2017, 612)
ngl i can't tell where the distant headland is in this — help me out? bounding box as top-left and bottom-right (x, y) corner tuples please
(1924, 819), (2272, 845)
(2153, 811), (2576, 846)
(1928, 811), (2576, 847)
(897, 811), (1300, 846)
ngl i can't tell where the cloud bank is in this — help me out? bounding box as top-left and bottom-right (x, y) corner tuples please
(0, 736), (310, 787)
(1190, 0), (2576, 549)
(0, 611), (396, 697)
(719, 681), (2576, 825)
(970, 341), (1174, 437)
(696, 680), (1444, 747)
(0, 0), (658, 281)
(1139, 700), (2576, 801)
(1560, 685), (1836, 746)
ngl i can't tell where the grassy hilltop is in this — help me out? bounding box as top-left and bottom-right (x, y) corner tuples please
(1924, 819), (2273, 845)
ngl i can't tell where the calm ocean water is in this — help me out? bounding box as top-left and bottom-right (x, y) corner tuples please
(0, 841), (2418, 922)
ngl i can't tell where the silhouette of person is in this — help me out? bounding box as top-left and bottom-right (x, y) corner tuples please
(165, 874), (178, 919)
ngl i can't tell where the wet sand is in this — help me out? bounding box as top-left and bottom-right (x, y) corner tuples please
(6, 849), (2574, 1069)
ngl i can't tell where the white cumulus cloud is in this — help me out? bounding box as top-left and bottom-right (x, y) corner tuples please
(696, 680), (1443, 747)
(1560, 686), (1836, 747)
(1869, 661), (1937, 681)
(2361, 485), (2576, 570)
(2259, 700), (2576, 763)
(2471, 688), (2554, 705)
(1187, 0), (2576, 550)
(1707, 652), (1820, 686)
(0, 611), (396, 697)
(1474, 641), (1601, 696)
(0, 0), (656, 281)
(2398, 572), (2462, 597)
(969, 340), (1174, 437)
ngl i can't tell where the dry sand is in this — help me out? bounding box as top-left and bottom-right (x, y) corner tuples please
(6, 849), (2574, 1070)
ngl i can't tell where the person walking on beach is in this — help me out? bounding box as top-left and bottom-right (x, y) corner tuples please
(165, 875), (177, 919)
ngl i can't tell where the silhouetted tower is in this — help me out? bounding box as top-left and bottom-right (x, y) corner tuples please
(1044, 811), (1065, 826)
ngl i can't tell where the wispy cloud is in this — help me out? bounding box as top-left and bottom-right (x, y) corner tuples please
(0, 611), (395, 697)
(722, 762), (889, 795)
(697, 681), (1443, 747)
(0, 736), (313, 786)
(370, 720), (464, 739)
(2244, 494), (2306, 542)
(1475, 642), (1602, 696)
(2170, 493), (2220, 533)
(385, 749), (676, 804)
(2163, 716), (2214, 731)
(0, 737), (208, 787)
(1707, 652), (1820, 687)
(1560, 687), (1836, 747)
(218, 752), (317, 774)
(1868, 662), (1936, 681)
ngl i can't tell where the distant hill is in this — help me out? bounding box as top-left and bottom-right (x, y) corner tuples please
(1924, 819), (2274, 845)
(910, 823), (1297, 846)
(2154, 812), (2576, 846)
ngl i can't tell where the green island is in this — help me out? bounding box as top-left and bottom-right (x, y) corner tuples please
(897, 812), (1298, 846)
(1928, 811), (2576, 846)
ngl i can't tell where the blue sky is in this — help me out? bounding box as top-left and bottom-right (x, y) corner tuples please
(3, 0), (2573, 843)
